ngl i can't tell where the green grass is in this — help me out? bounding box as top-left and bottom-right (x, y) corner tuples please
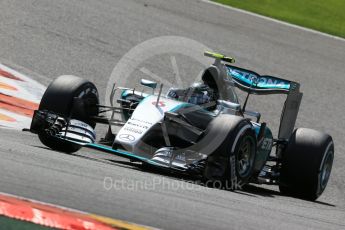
(213, 0), (345, 38)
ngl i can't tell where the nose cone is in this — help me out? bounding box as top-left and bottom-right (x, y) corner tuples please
(114, 95), (187, 152)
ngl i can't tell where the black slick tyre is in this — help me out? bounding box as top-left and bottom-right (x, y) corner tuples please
(38, 75), (99, 153)
(203, 115), (257, 190)
(279, 128), (334, 200)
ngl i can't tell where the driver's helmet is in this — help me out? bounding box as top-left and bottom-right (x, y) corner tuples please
(187, 82), (212, 104)
(167, 82), (215, 105)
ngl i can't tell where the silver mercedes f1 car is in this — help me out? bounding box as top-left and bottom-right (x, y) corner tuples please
(29, 51), (334, 200)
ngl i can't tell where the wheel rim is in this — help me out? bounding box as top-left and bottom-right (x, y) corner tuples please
(237, 136), (255, 177)
(320, 150), (333, 190)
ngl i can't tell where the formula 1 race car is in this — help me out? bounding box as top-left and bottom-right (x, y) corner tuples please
(29, 51), (334, 200)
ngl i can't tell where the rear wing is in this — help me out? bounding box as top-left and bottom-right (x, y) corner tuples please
(226, 65), (291, 94)
(225, 65), (303, 140)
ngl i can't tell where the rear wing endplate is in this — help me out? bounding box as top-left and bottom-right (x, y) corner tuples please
(226, 65), (303, 140)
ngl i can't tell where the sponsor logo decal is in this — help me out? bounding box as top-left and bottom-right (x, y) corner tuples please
(227, 67), (290, 89)
(127, 121), (149, 130)
(119, 133), (136, 142)
(130, 117), (153, 125)
(261, 138), (273, 151)
(124, 127), (143, 134)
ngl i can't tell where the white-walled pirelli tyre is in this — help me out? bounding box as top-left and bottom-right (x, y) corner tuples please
(38, 75), (99, 153)
(279, 128), (334, 201)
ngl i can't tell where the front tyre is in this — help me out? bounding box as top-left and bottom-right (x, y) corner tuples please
(38, 75), (99, 153)
(203, 116), (256, 190)
(279, 128), (334, 200)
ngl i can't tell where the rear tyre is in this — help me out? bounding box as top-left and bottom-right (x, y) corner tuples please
(38, 75), (99, 153)
(203, 115), (256, 190)
(279, 128), (334, 200)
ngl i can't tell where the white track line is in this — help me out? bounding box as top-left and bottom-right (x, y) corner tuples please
(200, 0), (345, 42)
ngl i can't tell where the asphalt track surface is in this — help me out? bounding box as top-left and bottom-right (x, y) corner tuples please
(1, 0), (345, 229)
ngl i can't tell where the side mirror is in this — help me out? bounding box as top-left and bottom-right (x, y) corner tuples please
(217, 100), (241, 114)
(141, 79), (157, 89)
(243, 110), (261, 123)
